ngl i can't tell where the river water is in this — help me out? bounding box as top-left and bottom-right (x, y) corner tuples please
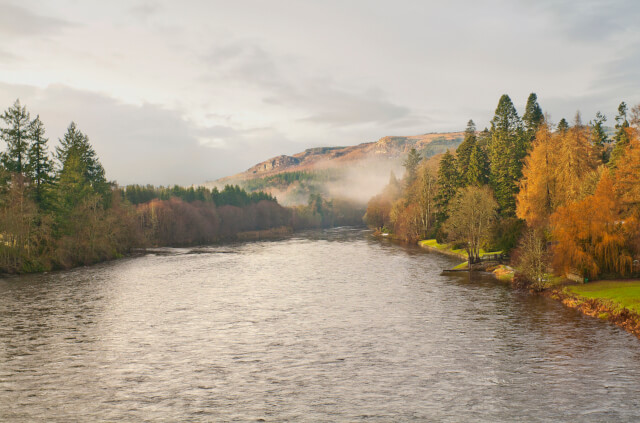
(1, 228), (640, 422)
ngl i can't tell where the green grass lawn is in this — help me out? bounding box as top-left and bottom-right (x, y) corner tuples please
(566, 280), (640, 314)
(418, 239), (502, 259)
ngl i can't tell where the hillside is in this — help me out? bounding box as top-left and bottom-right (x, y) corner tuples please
(217, 132), (463, 183)
(205, 131), (463, 205)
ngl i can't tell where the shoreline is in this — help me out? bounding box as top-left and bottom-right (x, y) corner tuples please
(416, 238), (640, 340)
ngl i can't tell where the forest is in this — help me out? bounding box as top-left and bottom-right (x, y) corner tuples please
(0, 100), (361, 274)
(365, 94), (640, 288)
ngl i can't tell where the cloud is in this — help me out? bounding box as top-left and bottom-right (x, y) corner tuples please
(0, 82), (300, 185)
(517, 0), (640, 41)
(202, 40), (417, 128)
(0, 3), (72, 38)
(129, 2), (162, 20)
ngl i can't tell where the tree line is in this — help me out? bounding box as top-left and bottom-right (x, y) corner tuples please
(0, 99), (362, 274)
(365, 93), (640, 288)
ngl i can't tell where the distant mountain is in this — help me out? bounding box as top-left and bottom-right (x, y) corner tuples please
(206, 131), (464, 205)
(218, 132), (464, 182)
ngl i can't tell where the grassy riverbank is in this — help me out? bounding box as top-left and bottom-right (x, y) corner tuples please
(549, 280), (640, 338)
(418, 239), (503, 270)
(417, 238), (640, 338)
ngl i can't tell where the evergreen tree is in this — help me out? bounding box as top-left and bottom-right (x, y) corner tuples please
(590, 111), (609, 162)
(610, 102), (630, 167)
(489, 94), (525, 215)
(466, 144), (488, 186)
(403, 147), (422, 187)
(435, 150), (459, 222)
(556, 118), (569, 133)
(522, 93), (544, 142)
(26, 115), (54, 205)
(1, 99), (31, 174)
(456, 119), (477, 183)
(56, 122), (108, 197)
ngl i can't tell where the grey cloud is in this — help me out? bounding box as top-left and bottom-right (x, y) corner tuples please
(0, 83), (297, 185)
(518, 0), (640, 41)
(129, 2), (162, 19)
(0, 3), (72, 37)
(203, 40), (417, 128)
(594, 43), (640, 94)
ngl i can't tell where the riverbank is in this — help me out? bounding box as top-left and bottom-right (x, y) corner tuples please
(416, 238), (640, 339)
(547, 281), (640, 338)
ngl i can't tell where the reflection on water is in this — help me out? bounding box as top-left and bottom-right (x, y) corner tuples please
(1, 228), (640, 421)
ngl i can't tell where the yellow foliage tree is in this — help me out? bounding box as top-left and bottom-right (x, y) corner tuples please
(517, 119), (600, 227)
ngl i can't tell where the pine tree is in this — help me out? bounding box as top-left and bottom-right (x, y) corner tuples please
(522, 93), (543, 143)
(610, 102), (630, 167)
(489, 94), (525, 215)
(456, 119), (477, 183)
(466, 144), (488, 186)
(56, 122), (108, 197)
(26, 115), (54, 205)
(556, 118), (569, 133)
(590, 111), (609, 162)
(403, 147), (422, 187)
(435, 150), (459, 222)
(1, 99), (31, 174)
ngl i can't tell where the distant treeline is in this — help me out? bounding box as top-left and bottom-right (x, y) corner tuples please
(123, 183), (275, 207)
(241, 169), (341, 192)
(0, 99), (363, 273)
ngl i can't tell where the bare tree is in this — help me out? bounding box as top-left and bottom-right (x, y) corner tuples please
(445, 185), (498, 264)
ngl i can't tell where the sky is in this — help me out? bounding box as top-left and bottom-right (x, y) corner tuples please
(0, 0), (639, 186)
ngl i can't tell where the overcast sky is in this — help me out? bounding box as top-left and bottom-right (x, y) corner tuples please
(0, 0), (638, 185)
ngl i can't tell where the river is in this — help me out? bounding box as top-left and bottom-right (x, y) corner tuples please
(1, 228), (640, 421)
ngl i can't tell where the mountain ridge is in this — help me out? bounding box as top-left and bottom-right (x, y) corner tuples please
(215, 131), (465, 184)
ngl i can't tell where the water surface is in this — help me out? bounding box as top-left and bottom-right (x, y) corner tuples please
(1, 228), (640, 421)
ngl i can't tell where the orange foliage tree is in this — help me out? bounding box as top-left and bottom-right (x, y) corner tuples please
(551, 173), (636, 279)
(517, 119), (600, 227)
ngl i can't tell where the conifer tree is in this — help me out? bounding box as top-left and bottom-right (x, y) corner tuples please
(556, 118), (569, 133)
(0, 99), (31, 174)
(26, 115), (54, 205)
(456, 119), (476, 183)
(56, 122), (108, 197)
(590, 111), (609, 162)
(489, 94), (525, 215)
(610, 102), (631, 167)
(435, 150), (459, 222)
(522, 93), (543, 142)
(403, 147), (422, 187)
(466, 144), (488, 186)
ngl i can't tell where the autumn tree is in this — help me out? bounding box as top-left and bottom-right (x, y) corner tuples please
(445, 185), (498, 264)
(514, 227), (550, 291)
(552, 173), (636, 279)
(517, 122), (556, 227)
(407, 161), (438, 237)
